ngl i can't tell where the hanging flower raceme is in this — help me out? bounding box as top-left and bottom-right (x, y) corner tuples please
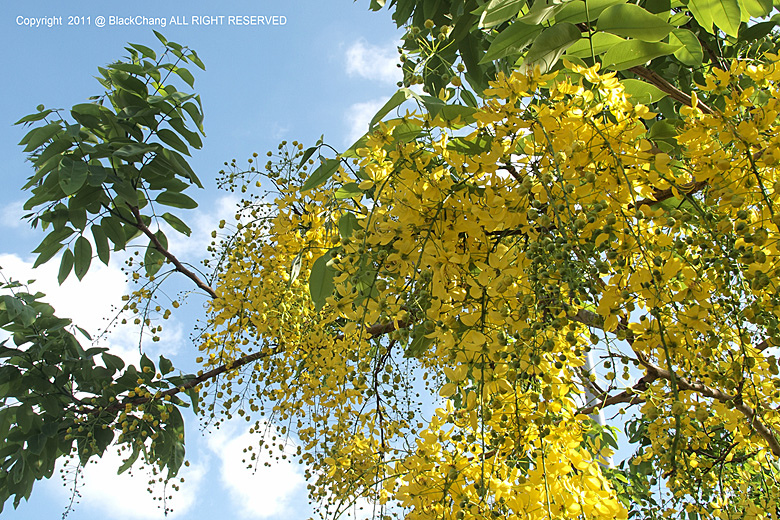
(201, 58), (780, 519)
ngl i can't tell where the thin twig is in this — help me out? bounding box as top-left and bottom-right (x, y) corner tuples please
(629, 66), (714, 115)
(129, 205), (218, 299)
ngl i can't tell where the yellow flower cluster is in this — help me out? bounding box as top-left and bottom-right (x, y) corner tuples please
(199, 58), (780, 519)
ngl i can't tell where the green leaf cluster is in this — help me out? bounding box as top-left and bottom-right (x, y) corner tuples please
(0, 275), (196, 513)
(16, 33), (206, 281)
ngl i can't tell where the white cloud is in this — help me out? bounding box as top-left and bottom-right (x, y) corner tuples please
(344, 99), (386, 147)
(0, 253), (183, 364)
(0, 200), (26, 229)
(206, 420), (308, 519)
(46, 446), (205, 520)
(345, 39), (401, 84)
(164, 194), (241, 262)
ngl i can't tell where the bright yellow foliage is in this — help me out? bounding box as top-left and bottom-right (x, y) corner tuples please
(199, 58), (780, 519)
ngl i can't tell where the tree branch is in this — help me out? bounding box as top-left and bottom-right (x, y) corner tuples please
(642, 360), (780, 457)
(629, 66), (713, 115)
(578, 374), (655, 416)
(98, 317), (409, 416)
(628, 180), (708, 211)
(129, 206), (218, 299)
(98, 346), (280, 415)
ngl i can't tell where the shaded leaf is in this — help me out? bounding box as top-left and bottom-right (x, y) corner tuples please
(301, 159), (340, 192)
(622, 79), (668, 103)
(566, 33), (625, 59)
(523, 22), (581, 72)
(669, 29), (703, 67)
(20, 123), (62, 152)
(73, 236), (92, 280)
(58, 249), (74, 285)
(370, 88), (420, 128)
(161, 212), (192, 236)
(479, 0), (525, 28)
(156, 191), (198, 209)
(480, 22), (542, 64)
(335, 182), (363, 200)
(602, 40), (680, 70)
(57, 157), (88, 195)
(309, 250), (338, 312)
(598, 4), (673, 41)
(157, 128), (190, 156)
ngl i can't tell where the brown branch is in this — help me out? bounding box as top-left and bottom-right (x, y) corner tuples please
(629, 66), (713, 115)
(578, 374), (655, 416)
(628, 180), (708, 211)
(130, 206), (218, 299)
(97, 317), (409, 417)
(642, 360), (780, 458)
(97, 347), (279, 415)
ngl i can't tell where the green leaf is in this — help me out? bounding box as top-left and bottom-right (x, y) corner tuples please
(129, 43), (157, 59)
(160, 148), (203, 188)
(103, 352), (125, 372)
(406, 324), (434, 358)
(156, 191), (198, 209)
(15, 109), (54, 125)
(86, 165), (109, 187)
(91, 225), (110, 265)
(598, 4), (673, 41)
(301, 159), (340, 192)
(57, 157), (89, 195)
(33, 137), (72, 170)
(11, 458), (25, 485)
(297, 146), (318, 170)
(174, 67), (195, 88)
(688, 0), (740, 35)
(74, 236), (92, 280)
(113, 143), (155, 159)
(460, 90), (478, 108)
(518, 0), (564, 24)
(161, 212), (192, 237)
(479, 0), (525, 28)
(523, 23), (581, 72)
(335, 182), (363, 200)
(433, 105), (478, 125)
(144, 230), (167, 276)
(33, 226), (74, 254)
(739, 20), (777, 42)
(565, 33), (625, 59)
(555, 0), (627, 24)
(159, 355), (173, 375)
(370, 88), (419, 128)
(391, 120), (424, 142)
(140, 353), (155, 373)
(58, 249), (74, 285)
(20, 123), (62, 152)
(740, 0), (772, 17)
(621, 79), (668, 103)
(157, 128), (190, 156)
(711, 0), (742, 36)
(112, 179), (139, 207)
(309, 250), (338, 312)
(117, 446), (140, 475)
(447, 133), (494, 154)
(182, 102), (205, 134)
(480, 22), (542, 64)
(602, 40), (680, 70)
(338, 212), (360, 240)
(669, 29), (703, 67)
(101, 216), (127, 250)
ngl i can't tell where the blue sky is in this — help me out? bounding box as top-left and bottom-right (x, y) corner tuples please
(1, 1), (405, 519)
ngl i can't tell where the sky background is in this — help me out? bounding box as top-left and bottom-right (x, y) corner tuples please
(1, 1), (406, 519)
